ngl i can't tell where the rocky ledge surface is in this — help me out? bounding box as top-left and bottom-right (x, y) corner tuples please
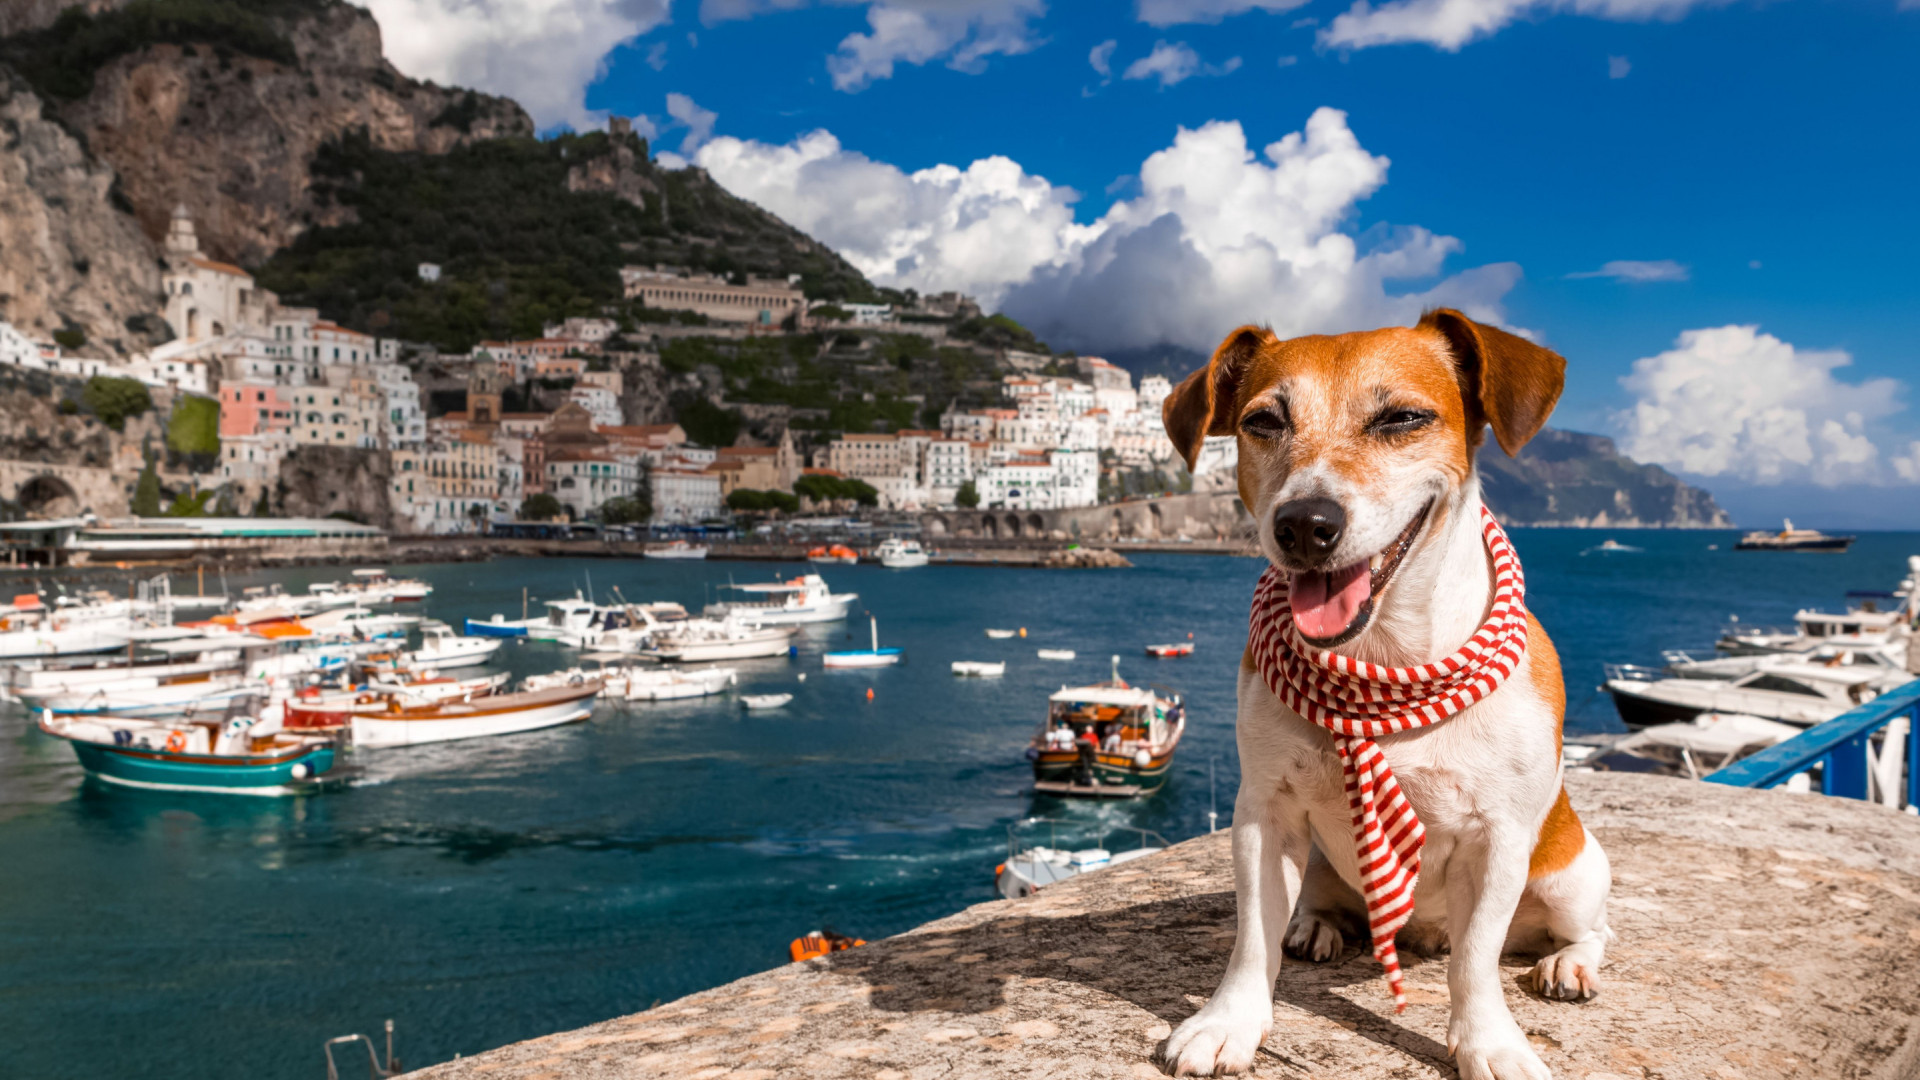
(417, 773), (1920, 1080)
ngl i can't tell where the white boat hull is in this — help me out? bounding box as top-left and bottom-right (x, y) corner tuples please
(620, 668), (735, 700)
(351, 697), (593, 748)
(0, 627), (130, 659)
(403, 638), (502, 668)
(823, 652), (901, 668)
(647, 634), (793, 662)
(730, 596), (855, 626)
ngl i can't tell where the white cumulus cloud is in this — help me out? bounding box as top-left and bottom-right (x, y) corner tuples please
(361, 0), (671, 131)
(1123, 40), (1242, 86)
(1089, 38), (1118, 77)
(1319, 0), (1730, 52)
(1136, 0), (1310, 25)
(1615, 325), (1907, 487)
(694, 107), (1519, 354)
(826, 0), (1047, 92)
(1566, 259), (1688, 283)
(665, 92), (718, 153)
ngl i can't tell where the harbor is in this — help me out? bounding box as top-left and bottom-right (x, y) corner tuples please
(2, 530), (1918, 1078)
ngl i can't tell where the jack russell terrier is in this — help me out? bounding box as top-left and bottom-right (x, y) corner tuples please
(1155, 310), (1612, 1080)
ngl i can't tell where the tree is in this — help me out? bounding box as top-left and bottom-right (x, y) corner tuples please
(955, 480), (979, 508)
(82, 375), (152, 431)
(131, 455), (162, 517)
(727, 488), (799, 514)
(793, 474), (879, 508)
(598, 495), (649, 525)
(520, 493), (564, 520)
(676, 397), (742, 448)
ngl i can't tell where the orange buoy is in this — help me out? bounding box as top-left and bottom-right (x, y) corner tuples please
(865, 687), (875, 701)
(1018, 627), (1027, 638)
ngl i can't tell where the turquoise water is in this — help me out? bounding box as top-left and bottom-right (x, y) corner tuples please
(2, 532), (1915, 1079)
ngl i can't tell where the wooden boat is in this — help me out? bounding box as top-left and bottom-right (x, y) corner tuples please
(806, 544), (860, 565)
(282, 671), (509, 730)
(349, 684), (599, 748)
(37, 710), (336, 796)
(523, 655), (735, 701)
(1145, 640), (1194, 658)
(1037, 649), (1076, 661)
(823, 616), (902, 669)
(951, 661), (1005, 677)
(639, 615), (796, 662)
(742, 693), (794, 710)
(1027, 663), (1185, 798)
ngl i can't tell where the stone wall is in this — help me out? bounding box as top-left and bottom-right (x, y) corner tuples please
(416, 773), (1920, 1080)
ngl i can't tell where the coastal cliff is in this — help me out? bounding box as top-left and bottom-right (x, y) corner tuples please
(413, 773), (1920, 1080)
(1482, 428), (1731, 528)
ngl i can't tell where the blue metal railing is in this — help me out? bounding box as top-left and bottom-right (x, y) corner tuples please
(1705, 679), (1920, 806)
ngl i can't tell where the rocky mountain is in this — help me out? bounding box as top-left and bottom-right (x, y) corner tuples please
(1481, 428), (1730, 528)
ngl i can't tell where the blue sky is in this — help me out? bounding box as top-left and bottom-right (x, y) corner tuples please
(365, 0), (1920, 525)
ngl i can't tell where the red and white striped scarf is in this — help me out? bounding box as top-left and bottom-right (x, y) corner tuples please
(1247, 506), (1528, 1012)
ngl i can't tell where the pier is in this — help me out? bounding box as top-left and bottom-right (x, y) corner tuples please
(413, 772), (1920, 1079)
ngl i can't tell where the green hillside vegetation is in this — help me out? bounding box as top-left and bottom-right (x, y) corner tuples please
(255, 129), (891, 352)
(0, 0), (331, 100)
(166, 394), (221, 456)
(659, 330), (1012, 438)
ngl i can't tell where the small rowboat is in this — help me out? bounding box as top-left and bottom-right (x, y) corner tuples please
(1145, 641), (1194, 658)
(789, 930), (864, 962)
(985, 628), (1018, 639)
(742, 693), (793, 710)
(952, 661), (1005, 677)
(1037, 649), (1076, 661)
(823, 616), (903, 669)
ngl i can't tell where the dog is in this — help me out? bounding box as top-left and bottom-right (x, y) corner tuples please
(1155, 310), (1612, 1080)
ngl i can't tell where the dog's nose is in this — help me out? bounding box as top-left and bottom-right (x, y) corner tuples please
(1273, 497), (1346, 565)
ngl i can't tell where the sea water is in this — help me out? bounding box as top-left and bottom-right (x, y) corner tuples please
(1, 531), (1913, 1079)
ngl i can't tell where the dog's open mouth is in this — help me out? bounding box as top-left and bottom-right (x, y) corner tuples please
(1289, 501), (1433, 648)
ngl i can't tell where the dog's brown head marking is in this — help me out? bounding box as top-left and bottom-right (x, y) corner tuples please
(1162, 309), (1565, 646)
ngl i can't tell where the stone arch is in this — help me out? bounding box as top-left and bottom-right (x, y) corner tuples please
(1004, 513), (1022, 537)
(924, 516), (947, 538)
(16, 474), (78, 517)
(1147, 503), (1164, 538)
(981, 515), (998, 538)
(1026, 513), (1044, 534)
(1110, 508), (1125, 538)
(186, 308), (202, 339)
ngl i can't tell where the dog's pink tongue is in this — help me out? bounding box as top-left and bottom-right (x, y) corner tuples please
(1289, 563), (1371, 641)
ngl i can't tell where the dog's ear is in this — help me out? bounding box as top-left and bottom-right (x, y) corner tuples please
(1419, 308), (1566, 456)
(1163, 325), (1269, 472)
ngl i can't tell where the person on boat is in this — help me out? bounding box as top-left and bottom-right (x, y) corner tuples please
(1101, 724), (1122, 753)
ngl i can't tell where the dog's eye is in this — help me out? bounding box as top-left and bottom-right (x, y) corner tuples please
(1370, 408), (1435, 435)
(1239, 409), (1288, 438)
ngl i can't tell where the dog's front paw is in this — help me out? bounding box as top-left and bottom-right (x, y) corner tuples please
(1283, 910), (1344, 962)
(1158, 992), (1271, 1076)
(1450, 1018), (1551, 1080)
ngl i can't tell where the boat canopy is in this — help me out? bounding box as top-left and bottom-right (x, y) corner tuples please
(1048, 685), (1160, 708)
(351, 568), (389, 578)
(143, 635), (264, 654)
(728, 579), (812, 594)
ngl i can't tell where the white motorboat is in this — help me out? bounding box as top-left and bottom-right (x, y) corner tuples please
(640, 614), (796, 662)
(555, 601), (690, 650)
(1037, 649), (1076, 661)
(0, 624), (131, 660)
(349, 684), (599, 748)
(705, 574), (855, 626)
(875, 538), (930, 568)
(951, 661), (1005, 677)
(1567, 713), (1802, 780)
(644, 540), (710, 560)
(303, 606), (420, 640)
(1653, 644), (1910, 682)
(403, 621), (502, 668)
(741, 693), (793, 710)
(40, 677), (270, 717)
(1716, 606), (1909, 657)
(524, 655), (736, 701)
(994, 821), (1170, 900)
(985, 629), (1018, 639)
(1604, 664), (1897, 730)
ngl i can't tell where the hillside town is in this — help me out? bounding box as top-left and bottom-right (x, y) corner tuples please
(0, 207), (1185, 534)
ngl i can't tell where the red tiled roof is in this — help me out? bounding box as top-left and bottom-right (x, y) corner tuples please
(189, 257), (250, 278)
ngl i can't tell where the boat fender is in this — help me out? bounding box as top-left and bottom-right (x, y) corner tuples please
(290, 762), (310, 781)
(164, 731), (187, 753)
(1025, 746), (1040, 762)
(1133, 749), (1152, 769)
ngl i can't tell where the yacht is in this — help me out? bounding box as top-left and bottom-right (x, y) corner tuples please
(1734, 519), (1855, 551)
(643, 540), (710, 560)
(875, 538), (930, 568)
(402, 621), (503, 668)
(705, 574), (855, 626)
(1603, 663), (1901, 730)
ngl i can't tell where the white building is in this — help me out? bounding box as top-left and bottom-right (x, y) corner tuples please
(219, 432), (295, 501)
(979, 458), (1057, 510)
(567, 384), (622, 427)
(418, 263), (442, 283)
(649, 465), (723, 524)
(547, 448), (641, 521)
(1137, 374), (1173, 416)
(924, 438), (974, 503)
(0, 321), (37, 367)
(542, 317), (618, 343)
(368, 363), (426, 446)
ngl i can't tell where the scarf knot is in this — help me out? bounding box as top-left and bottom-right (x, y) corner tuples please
(1247, 506), (1528, 1012)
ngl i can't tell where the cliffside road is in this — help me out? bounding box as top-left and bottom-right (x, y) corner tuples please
(417, 773), (1920, 1080)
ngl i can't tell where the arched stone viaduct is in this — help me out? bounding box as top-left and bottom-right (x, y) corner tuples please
(0, 460), (129, 517)
(922, 492), (1251, 543)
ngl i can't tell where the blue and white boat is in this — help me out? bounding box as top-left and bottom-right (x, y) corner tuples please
(37, 710), (337, 796)
(823, 616), (903, 669)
